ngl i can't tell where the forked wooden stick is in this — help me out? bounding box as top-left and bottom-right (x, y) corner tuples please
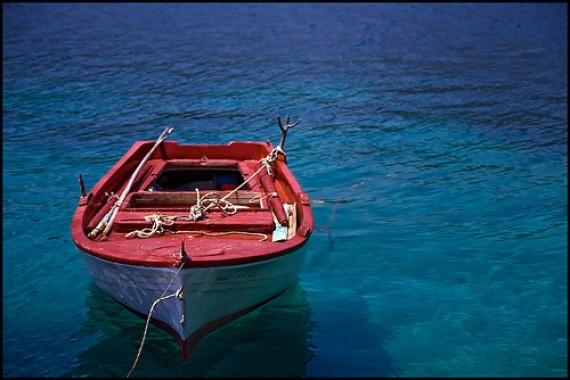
(276, 115), (301, 149)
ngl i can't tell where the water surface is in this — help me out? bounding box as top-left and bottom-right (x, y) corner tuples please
(3, 3), (567, 377)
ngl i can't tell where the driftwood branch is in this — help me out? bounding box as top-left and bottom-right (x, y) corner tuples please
(276, 115), (301, 149)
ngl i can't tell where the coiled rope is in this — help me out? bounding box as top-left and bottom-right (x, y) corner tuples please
(188, 188), (238, 221)
(124, 214), (177, 239)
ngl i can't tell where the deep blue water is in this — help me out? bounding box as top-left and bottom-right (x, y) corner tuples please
(2, 3), (567, 377)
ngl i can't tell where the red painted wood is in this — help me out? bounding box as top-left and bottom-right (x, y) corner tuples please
(71, 140), (313, 268)
(258, 165), (289, 226)
(113, 209), (275, 233)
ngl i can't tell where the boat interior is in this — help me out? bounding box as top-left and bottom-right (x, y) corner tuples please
(83, 141), (302, 241)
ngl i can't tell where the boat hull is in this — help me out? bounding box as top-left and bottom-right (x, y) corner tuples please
(80, 246), (306, 357)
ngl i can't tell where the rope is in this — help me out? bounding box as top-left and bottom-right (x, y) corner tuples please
(259, 145), (284, 176)
(248, 191), (278, 205)
(126, 262), (185, 378)
(178, 230), (269, 241)
(124, 214), (177, 239)
(187, 146), (284, 219)
(126, 222), (269, 241)
(189, 188), (238, 221)
(124, 147), (285, 240)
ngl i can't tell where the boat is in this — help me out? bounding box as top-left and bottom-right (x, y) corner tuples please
(70, 117), (313, 370)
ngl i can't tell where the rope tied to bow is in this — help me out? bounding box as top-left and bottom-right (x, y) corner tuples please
(126, 260), (185, 378)
(260, 145), (285, 176)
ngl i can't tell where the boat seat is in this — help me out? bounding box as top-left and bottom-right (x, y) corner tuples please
(113, 209), (275, 234)
(125, 190), (263, 209)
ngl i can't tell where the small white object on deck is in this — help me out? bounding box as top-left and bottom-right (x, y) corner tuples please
(285, 203), (297, 240)
(271, 204), (292, 242)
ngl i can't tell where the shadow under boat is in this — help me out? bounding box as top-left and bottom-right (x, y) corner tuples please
(67, 281), (316, 377)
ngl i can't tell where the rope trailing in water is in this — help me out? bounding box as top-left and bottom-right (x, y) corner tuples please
(124, 146), (285, 240)
(126, 262), (185, 378)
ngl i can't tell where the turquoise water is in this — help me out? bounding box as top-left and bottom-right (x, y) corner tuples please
(2, 3), (567, 377)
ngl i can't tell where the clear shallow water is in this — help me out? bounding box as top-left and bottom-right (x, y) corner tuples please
(2, 3), (567, 377)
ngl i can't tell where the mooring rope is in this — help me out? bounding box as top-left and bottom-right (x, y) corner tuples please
(126, 262), (185, 378)
(259, 145), (283, 176)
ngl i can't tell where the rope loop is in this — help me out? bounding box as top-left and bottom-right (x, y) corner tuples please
(259, 146), (285, 176)
(125, 214), (176, 239)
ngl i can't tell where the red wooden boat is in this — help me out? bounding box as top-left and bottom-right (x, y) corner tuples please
(70, 118), (313, 370)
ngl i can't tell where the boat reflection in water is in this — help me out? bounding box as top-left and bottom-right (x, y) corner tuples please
(69, 281), (315, 377)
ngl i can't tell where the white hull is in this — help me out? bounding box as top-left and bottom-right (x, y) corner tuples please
(81, 248), (306, 346)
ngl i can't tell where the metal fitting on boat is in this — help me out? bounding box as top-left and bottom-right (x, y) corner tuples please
(78, 173), (87, 198)
(179, 240), (191, 264)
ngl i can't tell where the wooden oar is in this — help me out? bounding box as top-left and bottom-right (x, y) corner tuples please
(88, 127), (174, 240)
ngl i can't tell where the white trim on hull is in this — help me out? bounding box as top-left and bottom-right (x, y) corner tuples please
(81, 248), (306, 342)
